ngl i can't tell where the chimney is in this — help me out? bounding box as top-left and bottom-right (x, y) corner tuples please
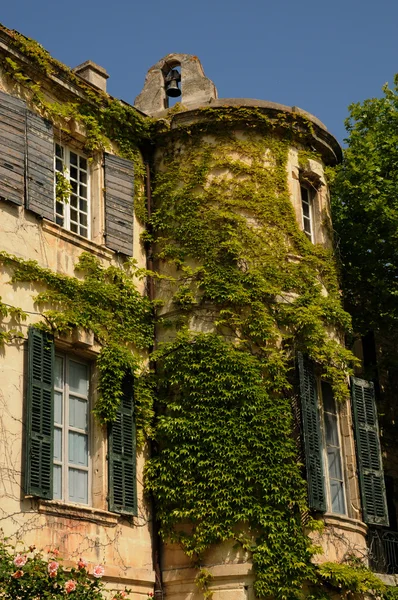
(73, 60), (109, 93)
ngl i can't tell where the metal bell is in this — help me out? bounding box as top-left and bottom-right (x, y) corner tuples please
(165, 69), (181, 98)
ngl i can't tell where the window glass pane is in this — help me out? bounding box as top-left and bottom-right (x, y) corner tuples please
(70, 166), (78, 181)
(321, 382), (335, 413)
(68, 431), (88, 466)
(54, 391), (63, 425)
(79, 184), (87, 198)
(53, 465), (62, 500)
(54, 356), (63, 389)
(55, 158), (63, 172)
(69, 396), (88, 430)
(69, 468), (88, 504)
(69, 361), (88, 395)
(302, 202), (310, 218)
(80, 227), (88, 238)
(330, 480), (345, 514)
(324, 413), (339, 446)
(70, 152), (78, 166)
(80, 171), (87, 185)
(327, 447), (342, 479)
(79, 157), (87, 171)
(71, 181), (78, 194)
(70, 222), (78, 233)
(304, 219), (311, 234)
(54, 426), (62, 461)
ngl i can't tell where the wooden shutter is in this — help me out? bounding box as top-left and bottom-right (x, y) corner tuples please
(25, 327), (54, 498)
(108, 373), (137, 514)
(104, 153), (134, 256)
(26, 111), (55, 221)
(0, 89), (26, 205)
(298, 353), (326, 512)
(351, 377), (389, 526)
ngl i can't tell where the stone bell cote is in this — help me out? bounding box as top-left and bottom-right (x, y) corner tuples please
(134, 53), (218, 116)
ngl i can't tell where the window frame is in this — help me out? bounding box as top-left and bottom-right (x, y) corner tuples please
(319, 380), (347, 516)
(54, 143), (91, 239)
(53, 352), (92, 506)
(300, 183), (315, 243)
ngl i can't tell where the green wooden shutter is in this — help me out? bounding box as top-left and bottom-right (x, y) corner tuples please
(298, 353), (326, 512)
(108, 373), (137, 514)
(351, 377), (389, 526)
(25, 327), (54, 498)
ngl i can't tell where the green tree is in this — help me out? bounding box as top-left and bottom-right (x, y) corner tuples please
(331, 75), (398, 337)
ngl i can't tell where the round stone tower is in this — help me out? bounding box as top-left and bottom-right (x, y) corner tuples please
(136, 56), (367, 600)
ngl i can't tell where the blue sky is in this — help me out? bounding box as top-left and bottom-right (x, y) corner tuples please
(2, 0), (398, 144)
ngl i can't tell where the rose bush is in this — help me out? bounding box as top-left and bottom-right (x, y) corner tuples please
(0, 541), (132, 600)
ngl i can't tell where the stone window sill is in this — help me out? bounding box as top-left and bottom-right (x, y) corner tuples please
(323, 512), (367, 536)
(42, 221), (113, 261)
(37, 499), (119, 527)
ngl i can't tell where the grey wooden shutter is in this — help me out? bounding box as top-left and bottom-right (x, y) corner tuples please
(108, 373), (137, 514)
(26, 111), (55, 221)
(351, 377), (389, 526)
(298, 353), (327, 512)
(104, 153), (134, 256)
(25, 327), (54, 498)
(0, 89), (26, 205)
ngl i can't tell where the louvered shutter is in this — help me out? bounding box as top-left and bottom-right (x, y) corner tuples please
(26, 111), (55, 221)
(298, 353), (326, 512)
(104, 153), (134, 256)
(0, 89), (26, 205)
(350, 377), (389, 526)
(108, 373), (136, 514)
(25, 327), (54, 498)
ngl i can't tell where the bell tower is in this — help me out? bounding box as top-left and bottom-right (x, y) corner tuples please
(134, 53), (218, 116)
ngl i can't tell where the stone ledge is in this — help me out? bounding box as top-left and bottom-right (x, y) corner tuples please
(37, 499), (119, 527)
(42, 221), (113, 261)
(323, 513), (368, 537)
(163, 562), (253, 584)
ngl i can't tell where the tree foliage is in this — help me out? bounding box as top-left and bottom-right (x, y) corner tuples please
(331, 75), (398, 335)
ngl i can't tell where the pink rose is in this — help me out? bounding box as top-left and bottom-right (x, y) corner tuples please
(12, 570), (24, 579)
(13, 554), (27, 568)
(93, 564), (105, 578)
(77, 558), (88, 570)
(65, 580), (77, 594)
(48, 560), (59, 577)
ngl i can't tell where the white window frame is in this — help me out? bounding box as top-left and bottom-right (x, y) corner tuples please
(319, 380), (347, 516)
(300, 184), (315, 242)
(55, 144), (91, 239)
(53, 354), (91, 506)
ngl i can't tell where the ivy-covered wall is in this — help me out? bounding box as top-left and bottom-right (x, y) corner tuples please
(144, 111), (361, 599)
(0, 23), (392, 600)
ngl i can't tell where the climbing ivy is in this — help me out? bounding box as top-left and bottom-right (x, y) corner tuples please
(0, 251), (153, 443)
(145, 125), (357, 599)
(0, 23), (154, 223)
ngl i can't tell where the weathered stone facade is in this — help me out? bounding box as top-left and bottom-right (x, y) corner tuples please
(0, 24), (393, 600)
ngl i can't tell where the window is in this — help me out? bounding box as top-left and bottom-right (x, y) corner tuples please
(299, 354), (389, 524)
(55, 144), (90, 238)
(25, 328), (137, 514)
(300, 184), (314, 242)
(53, 355), (90, 505)
(321, 381), (346, 515)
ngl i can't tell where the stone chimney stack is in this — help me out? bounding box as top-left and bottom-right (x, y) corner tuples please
(73, 60), (109, 93)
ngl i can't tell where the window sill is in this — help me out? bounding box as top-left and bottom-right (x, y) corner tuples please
(37, 499), (119, 527)
(323, 512), (368, 536)
(42, 221), (114, 261)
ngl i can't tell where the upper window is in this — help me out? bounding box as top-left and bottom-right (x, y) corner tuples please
(300, 185), (314, 242)
(53, 354), (90, 505)
(55, 144), (90, 238)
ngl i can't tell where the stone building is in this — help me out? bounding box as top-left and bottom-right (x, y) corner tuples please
(0, 23), (395, 600)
